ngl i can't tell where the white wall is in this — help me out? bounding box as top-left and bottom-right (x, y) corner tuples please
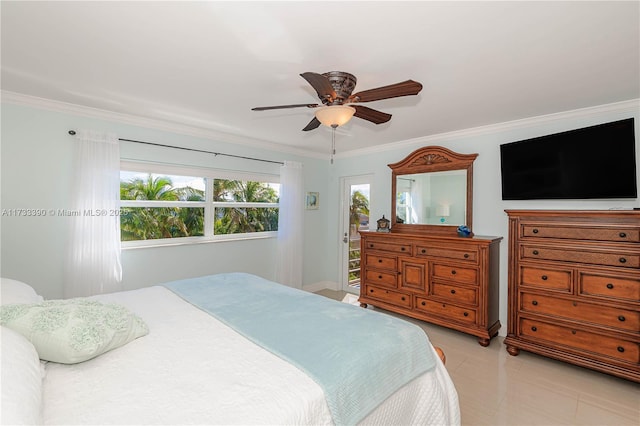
(0, 102), (330, 299)
(2, 98), (638, 338)
(331, 99), (640, 336)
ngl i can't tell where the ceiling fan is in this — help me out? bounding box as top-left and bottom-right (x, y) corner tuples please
(251, 71), (423, 131)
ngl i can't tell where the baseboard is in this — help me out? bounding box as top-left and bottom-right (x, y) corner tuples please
(303, 280), (339, 293)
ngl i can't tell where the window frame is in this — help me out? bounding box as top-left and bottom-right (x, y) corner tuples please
(120, 161), (280, 248)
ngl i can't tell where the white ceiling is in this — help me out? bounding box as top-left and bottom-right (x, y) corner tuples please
(2, 1), (639, 156)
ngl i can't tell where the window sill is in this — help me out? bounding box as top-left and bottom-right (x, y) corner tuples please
(121, 232), (277, 250)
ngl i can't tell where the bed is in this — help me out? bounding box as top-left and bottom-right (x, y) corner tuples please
(1, 273), (460, 425)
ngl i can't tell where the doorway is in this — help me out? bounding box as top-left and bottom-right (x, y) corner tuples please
(339, 175), (371, 293)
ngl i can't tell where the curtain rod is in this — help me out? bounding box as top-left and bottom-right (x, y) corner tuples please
(67, 130), (284, 165)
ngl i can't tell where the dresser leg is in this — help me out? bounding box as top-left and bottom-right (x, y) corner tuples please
(478, 337), (490, 347)
(359, 303), (368, 308)
(506, 345), (520, 356)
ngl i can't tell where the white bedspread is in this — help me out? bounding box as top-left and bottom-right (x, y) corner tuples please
(42, 286), (460, 425)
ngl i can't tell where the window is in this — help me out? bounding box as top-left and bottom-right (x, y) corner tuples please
(120, 162), (279, 246)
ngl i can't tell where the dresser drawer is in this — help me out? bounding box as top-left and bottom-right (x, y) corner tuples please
(521, 224), (640, 243)
(365, 253), (396, 270)
(364, 285), (411, 308)
(416, 245), (478, 262)
(415, 297), (477, 324)
(519, 317), (639, 364)
(579, 272), (640, 304)
(521, 245), (640, 269)
(363, 239), (411, 254)
(520, 292), (639, 333)
(432, 263), (478, 285)
(431, 282), (477, 305)
(520, 265), (572, 292)
(364, 269), (397, 288)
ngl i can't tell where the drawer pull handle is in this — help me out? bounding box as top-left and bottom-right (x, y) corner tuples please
(401, 296), (406, 301)
(464, 253), (469, 258)
(378, 275), (383, 279)
(531, 326), (537, 332)
(606, 283), (614, 289)
(463, 312), (468, 317)
(619, 257), (627, 264)
(571, 330), (577, 335)
(619, 232), (627, 238)
(532, 250), (539, 255)
(421, 301), (426, 306)
(532, 300), (538, 306)
(541, 275), (548, 281)
(532, 228), (539, 234)
(421, 249), (426, 254)
(617, 346), (625, 353)
(369, 244), (374, 248)
(450, 289), (456, 294)
(401, 247), (406, 251)
(378, 259), (382, 263)
(618, 315), (626, 322)
(451, 270), (457, 275)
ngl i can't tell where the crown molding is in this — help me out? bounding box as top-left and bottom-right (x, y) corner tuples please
(3, 90), (637, 161)
(337, 98), (640, 159)
(0, 90), (326, 160)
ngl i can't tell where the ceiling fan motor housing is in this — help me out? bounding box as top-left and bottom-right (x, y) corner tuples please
(322, 71), (357, 104)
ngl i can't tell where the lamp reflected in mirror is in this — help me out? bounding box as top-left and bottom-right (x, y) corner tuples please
(436, 204), (450, 223)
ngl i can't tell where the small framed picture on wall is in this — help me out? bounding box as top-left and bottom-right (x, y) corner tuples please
(306, 192), (319, 210)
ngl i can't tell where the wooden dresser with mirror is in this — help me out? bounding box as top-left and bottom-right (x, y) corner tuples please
(358, 146), (502, 346)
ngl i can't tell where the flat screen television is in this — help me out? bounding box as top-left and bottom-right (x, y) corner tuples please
(500, 118), (637, 200)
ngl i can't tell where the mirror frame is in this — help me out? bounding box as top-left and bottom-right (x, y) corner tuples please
(389, 146), (478, 235)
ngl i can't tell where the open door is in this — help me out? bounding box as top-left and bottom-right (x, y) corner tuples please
(339, 175), (371, 293)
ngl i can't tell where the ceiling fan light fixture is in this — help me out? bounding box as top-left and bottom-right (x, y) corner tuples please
(314, 105), (356, 127)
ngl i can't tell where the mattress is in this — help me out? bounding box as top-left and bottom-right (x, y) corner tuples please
(41, 284), (460, 425)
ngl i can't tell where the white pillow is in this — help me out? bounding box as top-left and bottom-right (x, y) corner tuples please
(1, 278), (44, 305)
(0, 299), (149, 364)
(1, 326), (43, 425)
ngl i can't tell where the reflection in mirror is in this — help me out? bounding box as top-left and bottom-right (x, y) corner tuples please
(396, 170), (467, 226)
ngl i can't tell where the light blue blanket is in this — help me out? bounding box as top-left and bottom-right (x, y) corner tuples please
(164, 273), (435, 426)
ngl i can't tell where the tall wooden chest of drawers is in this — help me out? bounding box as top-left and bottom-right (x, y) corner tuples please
(358, 231), (502, 346)
(505, 210), (640, 382)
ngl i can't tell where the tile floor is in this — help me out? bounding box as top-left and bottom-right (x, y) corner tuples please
(316, 289), (639, 426)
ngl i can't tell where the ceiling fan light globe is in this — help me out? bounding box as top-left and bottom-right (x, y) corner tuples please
(314, 105), (356, 127)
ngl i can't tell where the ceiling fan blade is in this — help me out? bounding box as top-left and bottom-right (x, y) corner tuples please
(353, 105), (392, 124)
(252, 103), (319, 111)
(300, 72), (337, 102)
(302, 117), (321, 131)
(348, 80), (423, 103)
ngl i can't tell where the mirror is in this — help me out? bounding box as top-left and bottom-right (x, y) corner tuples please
(390, 146), (477, 235)
(395, 170), (467, 225)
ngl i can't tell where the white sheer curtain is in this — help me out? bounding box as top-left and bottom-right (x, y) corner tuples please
(275, 161), (304, 288)
(410, 178), (424, 224)
(65, 130), (123, 297)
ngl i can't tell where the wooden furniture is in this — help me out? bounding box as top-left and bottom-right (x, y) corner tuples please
(390, 146), (477, 235)
(504, 210), (640, 382)
(359, 231), (502, 346)
(359, 146), (502, 346)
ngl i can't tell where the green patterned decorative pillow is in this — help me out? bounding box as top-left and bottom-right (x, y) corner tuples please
(0, 299), (149, 364)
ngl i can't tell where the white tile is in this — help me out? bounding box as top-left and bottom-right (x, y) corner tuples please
(575, 397), (640, 426)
